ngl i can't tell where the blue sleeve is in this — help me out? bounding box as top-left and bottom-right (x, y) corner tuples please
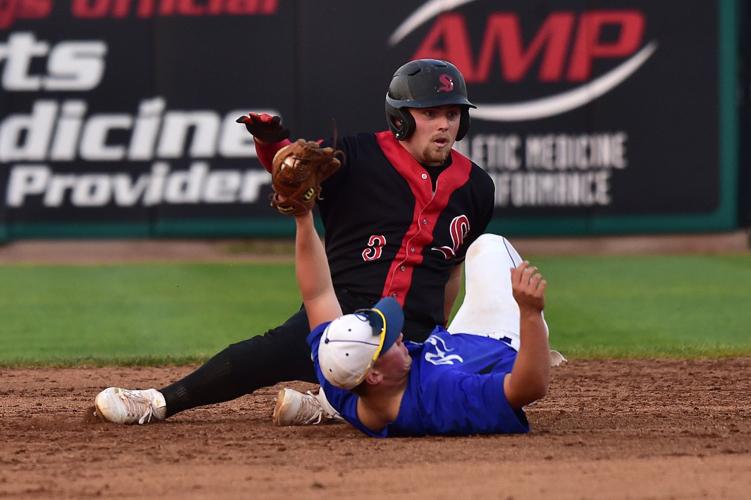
(307, 323), (333, 391)
(428, 370), (529, 435)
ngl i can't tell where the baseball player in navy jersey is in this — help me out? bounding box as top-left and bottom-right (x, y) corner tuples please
(93, 59), (498, 426)
(294, 208), (552, 436)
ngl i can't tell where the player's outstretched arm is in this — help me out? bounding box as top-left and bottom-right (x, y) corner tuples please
(294, 212), (342, 330)
(503, 261), (551, 409)
(235, 113), (291, 172)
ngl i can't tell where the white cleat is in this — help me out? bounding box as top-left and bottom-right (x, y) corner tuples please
(94, 387), (167, 425)
(272, 388), (343, 426)
(549, 350), (568, 367)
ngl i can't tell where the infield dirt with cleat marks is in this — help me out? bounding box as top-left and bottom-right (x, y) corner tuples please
(1, 359), (749, 499)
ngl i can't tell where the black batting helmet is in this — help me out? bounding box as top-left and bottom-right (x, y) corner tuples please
(385, 59), (475, 141)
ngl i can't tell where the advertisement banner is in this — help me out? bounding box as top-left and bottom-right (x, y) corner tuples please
(0, 0), (739, 239)
(1, 0), (292, 239)
(297, 0), (738, 235)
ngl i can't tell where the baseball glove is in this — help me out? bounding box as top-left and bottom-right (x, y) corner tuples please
(270, 139), (342, 216)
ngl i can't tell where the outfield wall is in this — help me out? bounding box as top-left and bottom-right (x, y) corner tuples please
(740, 0), (751, 228)
(0, 0), (744, 241)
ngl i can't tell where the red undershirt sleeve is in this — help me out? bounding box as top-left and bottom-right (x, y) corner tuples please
(254, 138), (292, 172)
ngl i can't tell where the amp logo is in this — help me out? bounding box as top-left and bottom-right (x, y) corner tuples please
(389, 2), (657, 121)
(412, 10), (645, 83)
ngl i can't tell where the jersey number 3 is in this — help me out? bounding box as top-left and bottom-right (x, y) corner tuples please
(362, 235), (386, 262)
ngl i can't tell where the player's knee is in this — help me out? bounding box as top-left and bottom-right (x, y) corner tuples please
(472, 233), (504, 249)
(466, 234), (504, 259)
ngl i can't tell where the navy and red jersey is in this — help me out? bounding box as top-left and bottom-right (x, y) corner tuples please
(315, 131), (495, 340)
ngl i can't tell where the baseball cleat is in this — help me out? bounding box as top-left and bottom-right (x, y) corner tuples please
(549, 350), (567, 367)
(94, 387), (167, 425)
(272, 388), (343, 426)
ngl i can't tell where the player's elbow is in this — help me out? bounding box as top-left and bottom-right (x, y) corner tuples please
(527, 378), (549, 402)
(506, 373), (549, 408)
(531, 363), (551, 399)
(519, 377), (548, 406)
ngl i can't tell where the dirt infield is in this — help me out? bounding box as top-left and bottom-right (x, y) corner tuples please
(2, 359), (749, 499)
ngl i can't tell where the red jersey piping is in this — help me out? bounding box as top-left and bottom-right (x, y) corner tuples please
(374, 131), (471, 307)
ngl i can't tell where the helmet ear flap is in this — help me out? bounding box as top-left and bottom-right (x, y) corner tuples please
(386, 101), (416, 141)
(393, 108), (415, 141)
(456, 108), (470, 141)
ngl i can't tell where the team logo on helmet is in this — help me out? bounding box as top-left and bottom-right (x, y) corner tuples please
(437, 74), (454, 93)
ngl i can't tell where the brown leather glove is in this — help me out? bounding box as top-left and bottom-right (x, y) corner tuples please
(270, 139), (342, 216)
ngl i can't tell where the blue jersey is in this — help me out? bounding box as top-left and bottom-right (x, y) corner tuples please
(307, 324), (529, 437)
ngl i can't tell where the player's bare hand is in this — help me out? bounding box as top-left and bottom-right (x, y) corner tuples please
(511, 261), (546, 312)
(235, 112), (290, 143)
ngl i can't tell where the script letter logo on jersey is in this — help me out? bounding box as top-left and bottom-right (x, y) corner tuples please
(431, 215), (469, 260)
(424, 335), (464, 366)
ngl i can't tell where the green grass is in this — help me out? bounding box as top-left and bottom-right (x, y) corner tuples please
(0, 263), (298, 366)
(1, 255), (750, 366)
(536, 255), (751, 358)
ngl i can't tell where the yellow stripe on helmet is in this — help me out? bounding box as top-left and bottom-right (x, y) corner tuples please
(370, 308), (387, 362)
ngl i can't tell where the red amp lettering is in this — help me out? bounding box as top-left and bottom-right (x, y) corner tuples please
(413, 10), (645, 83)
(478, 13), (574, 82)
(567, 11), (644, 80)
